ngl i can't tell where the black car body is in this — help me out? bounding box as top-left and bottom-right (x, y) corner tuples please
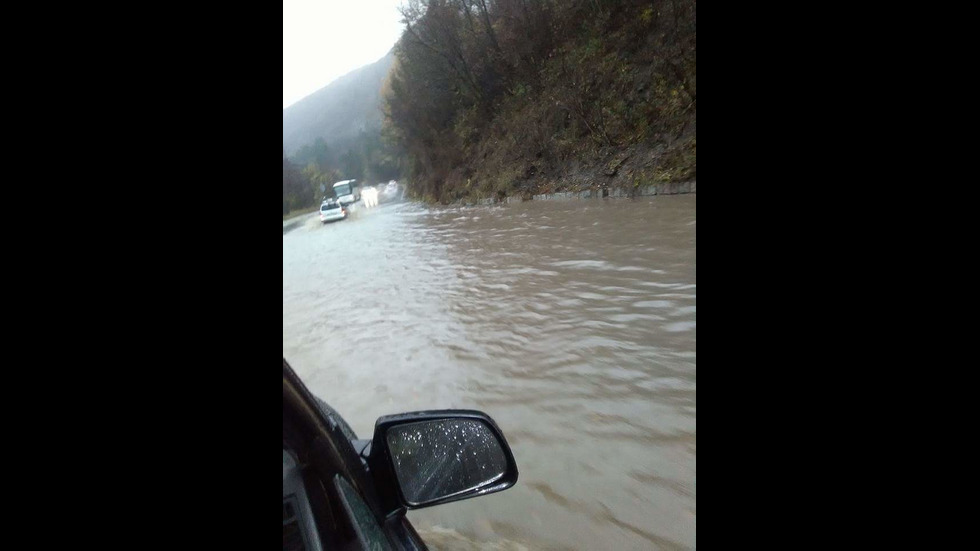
(283, 359), (519, 551)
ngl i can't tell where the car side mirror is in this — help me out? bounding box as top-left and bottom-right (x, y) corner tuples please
(369, 411), (519, 510)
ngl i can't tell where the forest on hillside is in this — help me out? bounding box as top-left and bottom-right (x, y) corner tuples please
(283, 150), (309, 216)
(385, 0), (696, 203)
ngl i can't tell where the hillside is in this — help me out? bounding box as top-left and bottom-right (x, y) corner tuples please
(385, 0), (696, 204)
(282, 51), (396, 155)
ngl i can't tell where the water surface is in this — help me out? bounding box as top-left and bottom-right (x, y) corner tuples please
(283, 196), (697, 550)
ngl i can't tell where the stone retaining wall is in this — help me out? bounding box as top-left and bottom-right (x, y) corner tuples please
(533, 181), (696, 202)
(461, 181), (696, 206)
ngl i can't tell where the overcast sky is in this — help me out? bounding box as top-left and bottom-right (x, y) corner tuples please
(283, 0), (405, 109)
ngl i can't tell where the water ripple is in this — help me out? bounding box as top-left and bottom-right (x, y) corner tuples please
(283, 197), (697, 550)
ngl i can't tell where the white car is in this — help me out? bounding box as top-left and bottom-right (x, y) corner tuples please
(319, 201), (348, 223)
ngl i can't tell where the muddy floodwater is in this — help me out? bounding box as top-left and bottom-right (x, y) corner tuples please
(283, 196), (696, 550)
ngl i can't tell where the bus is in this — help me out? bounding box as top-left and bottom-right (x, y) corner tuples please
(333, 180), (361, 207)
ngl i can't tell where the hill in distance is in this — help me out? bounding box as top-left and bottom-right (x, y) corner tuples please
(283, 51), (395, 155)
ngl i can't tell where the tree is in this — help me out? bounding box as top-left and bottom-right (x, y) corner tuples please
(283, 149), (313, 215)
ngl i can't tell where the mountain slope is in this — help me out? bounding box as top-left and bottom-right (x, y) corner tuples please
(282, 51), (395, 155)
(385, 0), (695, 204)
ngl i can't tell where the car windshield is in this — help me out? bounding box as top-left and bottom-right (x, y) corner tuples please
(334, 184), (352, 196)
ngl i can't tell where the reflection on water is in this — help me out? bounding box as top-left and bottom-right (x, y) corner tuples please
(283, 197), (696, 549)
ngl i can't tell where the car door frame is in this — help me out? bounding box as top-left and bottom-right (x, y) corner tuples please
(284, 359), (427, 551)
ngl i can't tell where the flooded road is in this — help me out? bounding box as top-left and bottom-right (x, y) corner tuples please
(283, 196), (696, 550)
